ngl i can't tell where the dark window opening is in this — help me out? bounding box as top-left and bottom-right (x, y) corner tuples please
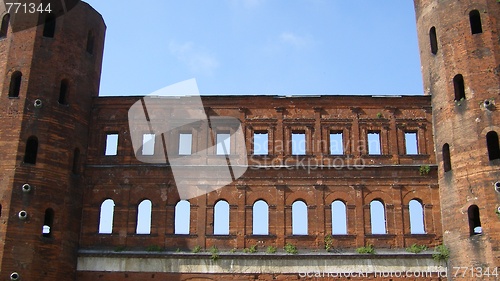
(42, 208), (54, 238)
(24, 136), (38, 164)
(43, 14), (56, 38)
(429, 26), (438, 55)
(9, 71), (22, 98)
(86, 30), (95, 54)
(442, 143), (451, 172)
(58, 79), (69, 105)
(469, 10), (483, 34)
(486, 131), (500, 161)
(0, 14), (10, 38)
(453, 74), (465, 101)
(72, 148), (80, 174)
(468, 205), (482, 236)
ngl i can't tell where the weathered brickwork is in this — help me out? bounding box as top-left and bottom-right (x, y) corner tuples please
(415, 0), (500, 272)
(0, 0), (498, 280)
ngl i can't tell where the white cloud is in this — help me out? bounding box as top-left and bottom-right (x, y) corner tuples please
(169, 41), (220, 76)
(280, 32), (312, 49)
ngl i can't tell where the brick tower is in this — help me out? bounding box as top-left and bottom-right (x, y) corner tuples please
(0, 2), (105, 280)
(414, 0), (500, 271)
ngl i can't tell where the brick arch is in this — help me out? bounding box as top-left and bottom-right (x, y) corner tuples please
(402, 191), (426, 206)
(480, 126), (500, 138)
(246, 190), (275, 206)
(285, 190), (313, 205)
(325, 190), (354, 205)
(364, 190), (392, 205)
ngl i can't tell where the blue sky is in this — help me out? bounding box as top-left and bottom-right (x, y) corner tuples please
(83, 0), (423, 96)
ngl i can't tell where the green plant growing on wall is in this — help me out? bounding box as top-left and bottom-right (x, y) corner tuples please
(406, 244), (427, 254)
(244, 244), (258, 253)
(146, 245), (163, 252)
(455, 97), (465, 106)
(284, 243), (298, 254)
(419, 165), (431, 175)
(266, 246), (277, 254)
(192, 245), (202, 253)
(356, 244), (375, 254)
(432, 244), (450, 262)
(376, 112), (383, 118)
(114, 245), (127, 252)
(209, 245), (219, 261)
(324, 235), (334, 252)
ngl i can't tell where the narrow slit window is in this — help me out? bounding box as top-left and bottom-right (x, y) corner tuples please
(9, 71), (22, 98)
(105, 134), (118, 156)
(469, 10), (483, 34)
(214, 200), (230, 235)
(142, 134), (155, 156)
(367, 132), (381, 155)
(58, 79), (69, 105)
(0, 14), (10, 38)
(43, 13), (56, 38)
(42, 208), (54, 237)
(468, 205), (482, 236)
(331, 200), (347, 235)
(86, 30), (95, 54)
(453, 74), (465, 101)
(409, 199), (426, 234)
(253, 131), (269, 155)
(252, 200), (269, 235)
(98, 199), (114, 234)
(292, 201), (308, 235)
(443, 143), (452, 172)
(330, 131), (344, 155)
(292, 131), (306, 155)
(174, 200), (190, 234)
(136, 200), (152, 234)
(24, 136), (38, 164)
(405, 132), (418, 155)
(486, 131), (500, 161)
(370, 200), (386, 234)
(216, 132), (231, 155)
(72, 148), (80, 174)
(429, 26), (438, 54)
(178, 133), (192, 155)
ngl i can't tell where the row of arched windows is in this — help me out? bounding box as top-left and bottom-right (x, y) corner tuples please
(429, 10), (483, 55)
(442, 131), (500, 172)
(98, 198), (427, 236)
(8, 71), (70, 105)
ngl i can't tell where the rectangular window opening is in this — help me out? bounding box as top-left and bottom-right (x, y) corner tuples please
(330, 131), (344, 155)
(105, 134), (118, 156)
(253, 131), (269, 155)
(292, 131), (306, 156)
(216, 132), (231, 155)
(142, 134), (155, 156)
(367, 132), (381, 155)
(405, 132), (418, 155)
(179, 133), (193, 155)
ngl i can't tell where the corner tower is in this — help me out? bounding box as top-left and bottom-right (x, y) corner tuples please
(0, 1), (105, 280)
(414, 0), (500, 269)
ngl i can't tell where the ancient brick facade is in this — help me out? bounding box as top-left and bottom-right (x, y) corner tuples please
(0, 0), (498, 281)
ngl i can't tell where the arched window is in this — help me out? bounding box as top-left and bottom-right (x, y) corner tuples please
(136, 200), (152, 234)
(42, 208), (54, 237)
(292, 200), (308, 235)
(43, 13), (56, 38)
(469, 10), (483, 34)
(442, 143), (451, 172)
(174, 200), (190, 234)
(370, 200), (386, 234)
(409, 200), (425, 234)
(72, 148), (80, 174)
(0, 14), (10, 38)
(486, 131), (500, 161)
(468, 205), (482, 236)
(252, 200), (269, 235)
(331, 200), (347, 235)
(429, 26), (438, 55)
(99, 199), (114, 234)
(58, 79), (69, 105)
(86, 30), (95, 54)
(214, 200), (230, 235)
(9, 71), (22, 98)
(24, 136), (38, 164)
(453, 74), (465, 101)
